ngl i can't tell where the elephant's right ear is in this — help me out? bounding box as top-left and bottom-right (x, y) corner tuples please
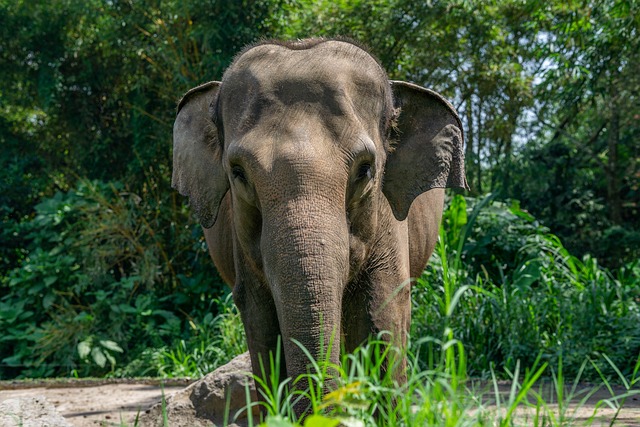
(172, 81), (228, 228)
(383, 81), (469, 221)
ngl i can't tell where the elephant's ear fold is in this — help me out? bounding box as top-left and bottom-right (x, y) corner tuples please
(172, 81), (228, 228)
(383, 81), (469, 221)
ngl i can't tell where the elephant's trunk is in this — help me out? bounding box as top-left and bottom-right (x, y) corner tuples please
(261, 194), (349, 406)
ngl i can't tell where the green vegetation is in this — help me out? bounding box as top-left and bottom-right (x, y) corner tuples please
(414, 195), (640, 381)
(232, 339), (640, 426)
(0, 179), (231, 378)
(1, 4), (638, 425)
(3, 192), (637, 386)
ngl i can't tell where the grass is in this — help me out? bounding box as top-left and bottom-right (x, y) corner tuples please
(214, 337), (638, 427)
(413, 195), (640, 381)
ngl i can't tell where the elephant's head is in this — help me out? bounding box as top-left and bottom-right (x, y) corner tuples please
(172, 39), (466, 403)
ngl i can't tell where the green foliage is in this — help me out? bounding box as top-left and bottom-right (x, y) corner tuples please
(77, 336), (124, 371)
(0, 0), (291, 195)
(413, 195), (640, 380)
(0, 0), (294, 380)
(234, 336), (636, 427)
(0, 179), (225, 378)
(507, 138), (640, 268)
(116, 294), (246, 378)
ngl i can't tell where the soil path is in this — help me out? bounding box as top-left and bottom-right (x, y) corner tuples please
(1, 379), (639, 426)
(0, 379), (189, 426)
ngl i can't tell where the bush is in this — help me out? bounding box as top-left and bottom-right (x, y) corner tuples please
(115, 293), (246, 378)
(412, 195), (640, 381)
(0, 179), (225, 378)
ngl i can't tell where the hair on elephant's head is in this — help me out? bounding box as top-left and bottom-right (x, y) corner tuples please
(172, 38), (467, 413)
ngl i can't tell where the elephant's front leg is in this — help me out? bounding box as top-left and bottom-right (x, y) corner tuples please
(342, 248), (411, 384)
(233, 278), (284, 409)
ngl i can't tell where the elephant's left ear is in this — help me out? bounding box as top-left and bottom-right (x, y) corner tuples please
(172, 81), (229, 228)
(383, 81), (469, 221)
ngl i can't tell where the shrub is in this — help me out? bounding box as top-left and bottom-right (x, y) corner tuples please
(115, 293), (247, 378)
(0, 179), (225, 378)
(412, 195), (640, 380)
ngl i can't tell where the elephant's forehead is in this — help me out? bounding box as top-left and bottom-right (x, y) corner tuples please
(228, 41), (385, 87)
(219, 43), (390, 141)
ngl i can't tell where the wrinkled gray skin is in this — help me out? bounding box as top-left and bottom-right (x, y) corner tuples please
(173, 39), (467, 413)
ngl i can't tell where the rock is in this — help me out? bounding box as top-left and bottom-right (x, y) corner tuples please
(139, 352), (258, 427)
(0, 395), (73, 427)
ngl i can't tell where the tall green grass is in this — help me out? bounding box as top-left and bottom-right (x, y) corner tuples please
(413, 195), (640, 381)
(231, 336), (639, 427)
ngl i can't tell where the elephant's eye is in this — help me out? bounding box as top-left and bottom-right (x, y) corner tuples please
(356, 162), (372, 181)
(231, 165), (247, 183)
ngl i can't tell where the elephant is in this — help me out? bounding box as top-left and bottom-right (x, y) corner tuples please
(172, 38), (467, 413)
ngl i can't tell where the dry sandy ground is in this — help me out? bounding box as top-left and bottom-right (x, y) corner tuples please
(0, 379), (188, 426)
(0, 379), (639, 426)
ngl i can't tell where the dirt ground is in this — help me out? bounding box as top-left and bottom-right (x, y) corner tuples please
(0, 379), (189, 426)
(0, 379), (639, 426)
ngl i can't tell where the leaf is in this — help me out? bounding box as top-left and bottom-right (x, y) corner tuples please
(104, 351), (116, 368)
(91, 347), (107, 368)
(73, 312), (94, 323)
(77, 340), (91, 359)
(513, 261), (543, 288)
(9, 276), (25, 287)
(2, 354), (23, 367)
(304, 415), (341, 427)
(509, 201), (535, 222)
(259, 415), (299, 427)
(116, 304), (138, 314)
(0, 301), (22, 323)
(100, 340), (123, 353)
(42, 293), (55, 309)
(447, 194), (468, 240)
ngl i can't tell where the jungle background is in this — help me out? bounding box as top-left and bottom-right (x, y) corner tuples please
(1, 0), (639, 385)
